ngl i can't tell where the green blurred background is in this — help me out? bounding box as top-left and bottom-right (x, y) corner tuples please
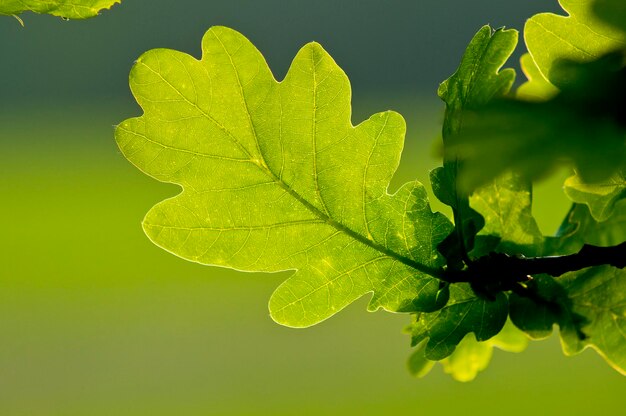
(1, 1), (624, 415)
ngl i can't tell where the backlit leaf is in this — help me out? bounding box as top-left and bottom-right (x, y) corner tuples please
(564, 170), (626, 221)
(410, 26), (522, 367)
(408, 319), (528, 382)
(512, 202), (626, 374)
(469, 171), (543, 257)
(516, 53), (559, 101)
(433, 25), (517, 266)
(409, 283), (508, 360)
(546, 202), (626, 255)
(0, 0), (121, 19)
(445, 0), (626, 190)
(116, 26), (453, 328)
(559, 266), (626, 375)
(592, 0), (626, 33)
(524, 0), (626, 90)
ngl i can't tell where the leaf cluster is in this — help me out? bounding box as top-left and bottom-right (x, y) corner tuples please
(114, 0), (626, 381)
(409, 0), (626, 379)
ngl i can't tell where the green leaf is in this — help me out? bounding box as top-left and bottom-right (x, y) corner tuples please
(409, 283), (508, 360)
(509, 267), (626, 375)
(424, 29), (529, 366)
(564, 170), (626, 221)
(447, 0), (626, 189)
(509, 274), (575, 340)
(513, 201), (625, 341)
(417, 172), (539, 364)
(558, 266), (626, 375)
(546, 202), (626, 255)
(434, 26), (544, 268)
(409, 319), (527, 382)
(438, 26), (518, 129)
(0, 0), (121, 19)
(446, 52), (626, 189)
(524, 0), (626, 90)
(433, 25), (517, 266)
(430, 166), (484, 267)
(516, 53), (559, 101)
(592, 0), (626, 34)
(512, 202), (626, 375)
(469, 171), (543, 257)
(407, 342), (436, 378)
(115, 26), (453, 328)
(441, 335), (494, 382)
(488, 318), (531, 353)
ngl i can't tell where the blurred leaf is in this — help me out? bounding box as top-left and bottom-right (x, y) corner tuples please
(409, 319), (528, 381)
(517, 53), (559, 101)
(488, 318), (530, 353)
(407, 342), (436, 378)
(439, 320), (529, 382)
(449, 0), (626, 190)
(524, 0), (626, 91)
(116, 26), (453, 328)
(439, 334), (493, 382)
(433, 25), (517, 267)
(448, 52), (626, 190)
(546, 202), (626, 256)
(0, 0), (121, 19)
(564, 170), (626, 221)
(409, 283), (508, 360)
(592, 0), (626, 38)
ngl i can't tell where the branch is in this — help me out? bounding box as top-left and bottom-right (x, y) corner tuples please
(441, 241), (626, 296)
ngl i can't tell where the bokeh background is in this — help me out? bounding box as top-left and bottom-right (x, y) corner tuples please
(1, 1), (624, 414)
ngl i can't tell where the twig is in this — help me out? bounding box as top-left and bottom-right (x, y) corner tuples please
(441, 241), (626, 296)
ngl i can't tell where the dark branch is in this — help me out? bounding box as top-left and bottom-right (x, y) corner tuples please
(441, 241), (626, 296)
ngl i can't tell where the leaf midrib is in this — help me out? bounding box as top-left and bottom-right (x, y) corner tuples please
(270, 170), (443, 278)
